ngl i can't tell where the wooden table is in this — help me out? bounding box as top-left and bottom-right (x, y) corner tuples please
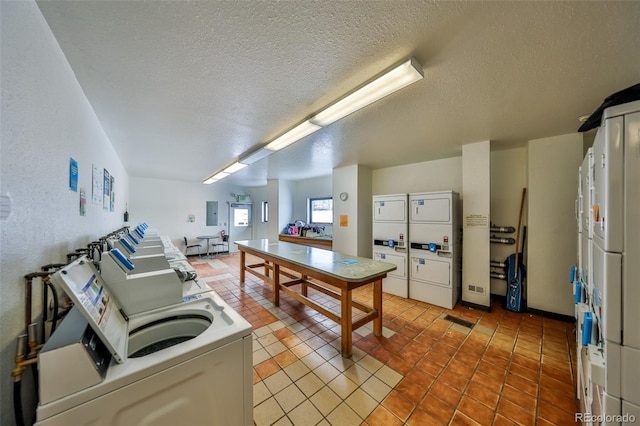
(236, 239), (397, 357)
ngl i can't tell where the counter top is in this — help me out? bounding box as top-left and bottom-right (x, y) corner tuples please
(279, 234), (332, 240)
(278, 234), (332, 248)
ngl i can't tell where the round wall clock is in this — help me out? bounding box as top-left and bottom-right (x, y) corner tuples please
(339, 192), (349, 201)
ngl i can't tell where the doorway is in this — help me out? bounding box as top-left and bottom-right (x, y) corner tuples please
(228, 203), (253, 252)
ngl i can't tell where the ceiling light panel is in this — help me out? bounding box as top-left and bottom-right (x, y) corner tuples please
(212, 171), (230, 180)
(223, 162), (248, 174)
(310, 57), (423, 127)
(264, 120), (322, 151)
(239, 147), (272, 165)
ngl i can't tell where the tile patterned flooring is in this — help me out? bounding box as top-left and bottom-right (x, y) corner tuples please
(190, 253), (578, 425)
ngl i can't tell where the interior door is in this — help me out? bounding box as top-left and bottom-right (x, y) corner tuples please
(229, 203), (253, 252)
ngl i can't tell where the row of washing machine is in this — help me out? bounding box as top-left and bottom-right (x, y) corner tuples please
(573, 100), (640, 425)
(35, 223), (253, 425)
(372, 191), (461, 309)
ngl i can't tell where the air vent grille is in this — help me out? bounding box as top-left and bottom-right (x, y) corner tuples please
(443, 314), (475, 329)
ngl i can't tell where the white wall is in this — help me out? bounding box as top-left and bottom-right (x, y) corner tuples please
(0, 2), (129, 424)
(264, 179), (297, 239)
(372, 157), (463, 195)
(332, 165), (371, 257)
(490, 147), (528, 296)
(356, 166), (372, 258)
(293, 175), (332, 225)
(129, 177), (245, 252)
(332, 165), (360, 255)
(247, 185), (269, 239)
(527, 133), (583, 316)
(462, 141), (491, 308)
(248, 175), (333, 240)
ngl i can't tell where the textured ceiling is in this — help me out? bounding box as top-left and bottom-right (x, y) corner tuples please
(36, 1), (640, 187)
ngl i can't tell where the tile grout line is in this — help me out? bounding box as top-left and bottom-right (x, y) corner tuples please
(196, 255), (577, 426)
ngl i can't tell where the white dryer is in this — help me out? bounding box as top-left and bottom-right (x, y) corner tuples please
(408, 191), (461, 309)
(37, 256), (253, 426)
(372, 194), (409, 298)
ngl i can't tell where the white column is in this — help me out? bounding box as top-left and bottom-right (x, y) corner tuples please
(332, 165), (371, 257)
(527, 133), (583, 316)
(462, 141), (491, 308)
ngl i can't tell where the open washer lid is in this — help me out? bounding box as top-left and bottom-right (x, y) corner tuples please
(51, 256), (129, 364)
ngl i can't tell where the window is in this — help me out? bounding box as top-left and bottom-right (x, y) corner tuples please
(261, 201), (269, 223)
(309, 197), (333, 224)
(233, 207), (249, 227)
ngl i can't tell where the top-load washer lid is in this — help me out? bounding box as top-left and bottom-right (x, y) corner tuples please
(51, 256), (129, 364)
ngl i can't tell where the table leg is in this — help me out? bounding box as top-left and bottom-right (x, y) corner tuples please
(341, 289), (353, 358)
(274, 263), (280, 307)
(301, 274), (308, 297)
(239, 250), (246, 287)
(373, 279), (382, 337)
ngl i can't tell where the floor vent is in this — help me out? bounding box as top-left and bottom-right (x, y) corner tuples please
(443, 315), (475, 329)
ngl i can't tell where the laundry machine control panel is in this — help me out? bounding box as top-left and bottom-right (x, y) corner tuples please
(38, 307), (112, 404)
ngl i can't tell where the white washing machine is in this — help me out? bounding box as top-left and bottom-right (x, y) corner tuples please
(99, 248), (212, 315)
(37, 256), (253, 426)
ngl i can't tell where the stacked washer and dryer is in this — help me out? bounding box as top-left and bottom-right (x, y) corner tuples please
(574, 100), (639, 424)
(372, 191), (461, 309)
(372, 194), (409, 298)
(409, 191), (461, 310)
(35, 231), (253, 426)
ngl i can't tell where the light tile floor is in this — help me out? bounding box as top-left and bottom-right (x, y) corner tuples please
(190, 253), (578, 425)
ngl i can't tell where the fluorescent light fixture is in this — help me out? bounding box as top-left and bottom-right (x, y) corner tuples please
(203, 162), (248, 184)
(310, 57), (423, 127)
(203, 57), (423, 184)
(239, 147), (272, 165)
(223, 161), (248, 174)
(203, 171), (230, 184)
(264, 120), (321, 151)
(213, 171), (229, 179)
(202, 170), (231, 184)
(203, 171), (229, 183)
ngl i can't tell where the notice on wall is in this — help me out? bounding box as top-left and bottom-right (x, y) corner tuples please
(339, 215), (348, 227)
(79, 188), (86, 216)
(103, 169), (110, 211)
(110, 175), (115, 212)
(464, 213), (489, 228)
(69, 158), (78, 192)
(92, 164), (102, 205)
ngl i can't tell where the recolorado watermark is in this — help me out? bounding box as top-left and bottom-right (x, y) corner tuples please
(575, 413), (636, 423)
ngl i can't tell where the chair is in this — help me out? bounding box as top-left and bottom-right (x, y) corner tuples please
(184, 237), (201, 257)
(220, 234), (229, 254)
(211, 232), (228, 256)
